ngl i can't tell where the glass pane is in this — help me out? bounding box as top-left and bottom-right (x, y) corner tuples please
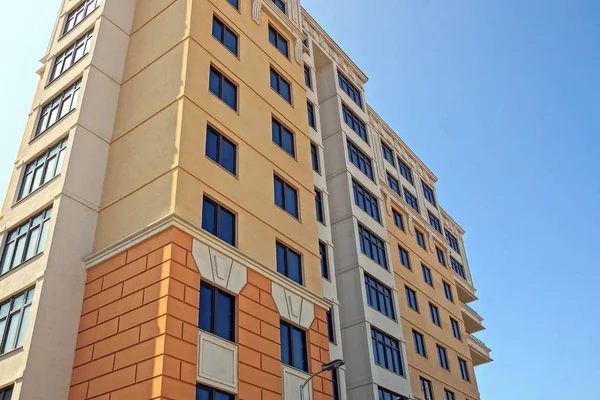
(215, 392), (232, 400)
(288, 251), (301, 284)
(199, 285), (214, 332)
(274, 178), (284, 208)
(209, 69), (221, 97)
(2, 312), (21, 352)
(284, 185), (297, 217)
(218, 209), (235, 246)
(276, 244), (286, 275)
(216, 292), (234, 341)
(225, 32), (237, 54)
(32, 166), (44, 192)
(280, 323), (290, 365)
(270, 70), (278, 90)
(44, 155), (59, 183)
(1, 242), (15, 274)
(206, 128), (219, 163)
(13, 236), (27, 268)
(272, 120), (280, 144)
(282, 130), (294, 156)
(55, 148), (67, 175)
(281, 81), (291, 101)
(15, 305), (31, 347)
(36, 220), (50, 254)
(0, 302), (9, 317)
(1, 386), (11, 400)
(221, 138), (236, 174)
(223, 80), (236, 110)
(24, 227), (41, 261)
(201, 199), (216, 235)
(212, 19), (223, 40)
(291, 327), (306, 371)
(196, 386), (211, 400)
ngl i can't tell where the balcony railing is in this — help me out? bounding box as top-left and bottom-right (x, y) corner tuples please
(468, 333), (492, 365)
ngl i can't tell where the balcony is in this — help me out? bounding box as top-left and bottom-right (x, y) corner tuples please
(468, 333), (492, 365)
(461, 303), (485, 333)
(454, 274), (478, 303)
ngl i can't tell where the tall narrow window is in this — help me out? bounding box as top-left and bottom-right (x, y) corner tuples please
(405, 286), (419, 312)
(315, 188), (325, 224)
(352, 179), (381, 222)
(280, 321), (307, 371)
(437, 345), (449, 370)
(272, 118), (295, 157)
(451, 318), (462, 340)
(311, 143), (320, 173)
(436, 247), (446, 266)
(443, 281), (454, 303)
(430, 303), (441, 326)
(413, 330), (426, 357)
(347, 140), (374, 180)
(364, 274), (395, 319)
(445, 389), (456, 400)
(0, 386), (13, 400)
(209, 67), (237, 110)
(338, 70), (363, 108)
(415, 229), (426, 249)
(202, 197), (236, 246)
(51, 30), (94, 82)
(458, 358), (471, 381)
(304, 64), (312, 89)
(18, 138), (68, 200)
(227, 0), (239, 9)
(276, 242), (302, 285)
(420, 377), (434, 400)
(446, 230), (460, 254)
(358, 224), (388, 269)
(387, 173), (401, 196)
(199, 283), (235, 342)
(206, 126), (236, 175)
(212, 16), (238, 55)
(342, 103), (368, 143)
(196, 385), (234, 400)
(428, 212), (442, 233)
(371, 328), (405, 375)
(398, 246), (411, 269)
(332, 369), (340, 400)
(382, 142), (395, 166)
(423, 182), (437, 206)
(270, 68), (291, 103)
(422, 265), (433, 286)
(319, 242), (329, 279)
(307, 101), (316, 129)
(0, 287), (35, 354)
(1, 208), (52, 275)
(63, 0), (102, 36)
(272, 0), (286, 13)
(326, 309), (335, 342)
(392, 209), (404, 231)
(398, 159), (414, 184)
(404, 189), (420, 213)
(36, 80), (81, 137)
(274, 175), (299, 218)
(268, 25), (289, 57)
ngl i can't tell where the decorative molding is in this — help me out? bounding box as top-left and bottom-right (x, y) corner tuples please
(294, 38), (303, 63)
(192, 240), (247, 294)
(272, 282), (315, 329)
(197, 331), (238, 393)
(252, 0), (262, 24)
(289, 0), (299, 23)
(282, 366), (312, 400)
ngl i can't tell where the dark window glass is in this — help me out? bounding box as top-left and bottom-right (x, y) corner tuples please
(332, 369), (340, 400)
(436, 247), (446, 266)
(272, 0), (286, 13)
(18, 137), (68, 200)
(202, 197), (236, 246)
(445, 389), (456, 400)
(416, 229), (426, 249)
(1, 208), (52, 275)
(422, 265), (433, 286)
(51, 30), (94, 82)
(352, 179), (381, 223)
(450, 257), (466, 279)
(0, 287), (35, 354)
(347, 140), (374, 180)
(364, 274), (395, 319)
(423, 182), (437, 207)
(212, 16), (238, 55)
(272, 118), (295, 157)
(63, 0), (101, 36)
(270, 68), (291, 103)
(274, 175), (299, 218)
(451, 318), (461, 340)
(0, 386), (13, 400)
(326, 309), (335, 342)
(342, 103), (368, 143)
(420, 377), (435, 400)
(304, 64), (312, 89)
(387, 173), (401, 196)
(443, 281), (454, 302)
(393, 210), (404, 230)
(358, 224), (388, 269)
(398, 160), (414, 184)
(276, 242), (302, 285)
(404, 189), (420, 213)
(378, 386), (405, 400)
(382, 143), (395, 165)
(428, 212), (442, 233)
(338, 70), (363, 108)
(307, 101), (316, 129)
(280, 321), (308, 371)
(430, 303), (441, 326)
(315, 188), (325, 223)
(371, 328), (405, 375)
(302, 37), (309, 54)
(209, 67), (237, 110)
(196, 385), (234, 400)
(413, 330), (426, 357)
(319, 242), (329, 279)
(268, 25), (289, 57)
(199, 283), (235, 342)
(227, 0), (239, 9)
(36, 80), (81, 137)
(398, 246), (411, 269)
(405, 286), (418, 312)
(311, 143), (320, 173)
(437, 345), (449, 370)
(206, 126), (236, 175)
(445, 230), (460, 254)
(459, 358), (470, 381)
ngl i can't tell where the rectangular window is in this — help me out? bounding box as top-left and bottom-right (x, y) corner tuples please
(371, 328), (404, 375)
(206, 125), (236, 175)
(270, 68), (291, 103)
(430, 303), (441, 326)
(332, 369), (340, 400)
(451, 318), (461, 340)
(272, 118), (295, 157)
(358, 224), (388, 269)
(307, 101), (316, 129)
(437, 345), (449, 370)
(272, 0), (286, 13)
(311, 143), (320, 173)
(398, 246), (411, 269)
(392, 210), (404, 230)
(319, 242), (329, 279)
(387, 173), (401, 196)
(18, 137), (68, 200)
(450, 257), (466, 279)
(302, 37), (309, 53)
(1, 208), (52, 275)
(342, 103), (368, 143)
(268, 25), (289, 57)
(212, 16), (238, 55)
(315, 188), (325, 224)
(458, 357), (470, 381)
(276, 242), (302, 285)
(422, 264), (433, 286)
(398, 159), (414, 184)
(304, 64), (312, 89)
(445, 389), (456, 400)
(415, 229), (426, 249)
(209, 67), (237, 110)
(405, 286), (418, 311)
(202, 197), (236, 246)
(36, 80), (81, 138)
(352, 179), (381, 222)
(436, 247), (446, 266)
(338, 70), (363, 108)
(420, 377), (434, 400)
(364, 274), (395, 319)
(404, 189), (420, 213)
(0, 287), (35, 354)
(227, 0), (239, 9)
(382, 142), (395, 165)
(326, 309), (335, 342)
(423, 182), (436, 207)
(378, 387), (403, 400)
(347, 140), (374, 180)
(0, 386), (13, 400)
(63, 0), (101, 36)
(446, 230), (460, 253)
(196, 385), (234, 400)
(413, 330), (426, 357)
(280, 321), (307, 371)
(199, 283), (235, 342)
(443, 281), (454, 303)
(274, 175), (299, 219)
(51, 30), (93, 82)
(428, 212), (442, 233)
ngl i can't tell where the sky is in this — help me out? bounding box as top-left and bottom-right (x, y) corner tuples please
(0, 0), (599, 399)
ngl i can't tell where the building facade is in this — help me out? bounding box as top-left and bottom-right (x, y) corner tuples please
(0, 0), (490, 399)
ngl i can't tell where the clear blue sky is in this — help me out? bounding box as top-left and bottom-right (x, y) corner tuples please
(1, 1), (599, 399)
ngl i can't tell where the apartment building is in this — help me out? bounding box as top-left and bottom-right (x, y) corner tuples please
(0, 0), (490, 399)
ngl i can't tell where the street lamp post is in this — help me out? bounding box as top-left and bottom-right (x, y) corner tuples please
(299, 359), (345, 400)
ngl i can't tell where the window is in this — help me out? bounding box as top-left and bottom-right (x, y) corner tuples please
(444, 389), (456, 400)
(268, 25), (289, 57)
(347, 140), (374, 180)
(413, 330), (426, 357)
(443, 281), (454, 303)
(199, 283), (235, 342)
(302, 37), (309, 53)
(272, 118), (295, 157)
(422, 265), (433, 286)
(0, 386), (13, 400)
(352, 180), (381, 222)
(63, 0), (101, 36)
(206, 125), (236, 175)
(51, 30), (93, 82)
(420, 377), (434, 400)
(18, 137), (68, 200)
(307, 101), (316, 129)
(445, 230), (460, 254)
(196, 385), (234, 400)
(382, 143), (395, 165)
(392, 210), (404, 230)
(437, 345), (449, 370)
(371, 328), (404, 375)
(450, 257), (466, 279)
(274, 176), (299, 218)
(398, 246), (411, 269)
(270, 68), (291, 103)
(319, 242), (329, 279)
(387, 173), (401, 196)
(405, 286), (418, 311)
(212, 16), (238, 55)
(315, 188), (325, 224)
(1, 208), (52, 275)
(404, 189), (420, 213)
(304, 64), (312, 89)
(280, 321), (307, 371)
(36, 80), (81, 137)
(429, 303), (441, 326)
(451, 318), (461, 340)
(423, 182), (436, 207)
(338, 70), (363, 108)
(358, 224), (388, 269)
(311, 143), (320, 173)
(428, 212), (442, 233)
(398, 159), (414, 184)
(364, 274), (395, 319)
(202, 197), (236, 246)
(332, 369), (340, 400)
(458, 358), (470, 381)
(226, 0), (239, 9)
(342, 103), (368, 143)
(272, 0), (286, 13)
(276, 242), (302, 285)
(415, 229), (426, 249)
(0, 287), (35, 354)
(436, 247), (446, 266)
(209, 67), (237, 110)
(326, 309), (335, 342)
(378, 387), (403, 400)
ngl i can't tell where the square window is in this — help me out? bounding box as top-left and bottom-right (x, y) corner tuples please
(352, 179), (381, 222)
(358, 224), (388, 269)
(212, 16), (238, 55)
(274, 175), (299, 218)
(307, 101), (316, 129)
(206, 125), (236, 175)
(311, 142), (320, 173)
(382, 142), (395, 165)
(319, 242), (329, 279)
(443, 281), (454, 302)
(365, 274), (395, 319)
(276, 242), (302, 285)
(268, 25), (289, 57)
(272, 118), (295, 157)
(315, 188), (325, 224)
(371, 328), (405, 375)
(304, 64), (312, 89)
(437, 344), (449, 370)
(202, 197), (236, 246)
(270, 68), (292, 103)
(451, 318), (462, 340)
(209, 67), (237, 110)
(436, 247), (446, 266)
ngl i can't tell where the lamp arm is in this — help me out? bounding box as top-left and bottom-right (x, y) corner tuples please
(299, 369), (328, 400)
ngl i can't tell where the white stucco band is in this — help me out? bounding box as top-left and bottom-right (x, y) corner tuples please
(272, 283), (315, 330)
(192, 239), (247, 295)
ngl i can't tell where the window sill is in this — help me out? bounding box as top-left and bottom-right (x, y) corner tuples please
(0, 346), (24, 362)
(11, 174), (62, 210)
(0, 252), (45, 280)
